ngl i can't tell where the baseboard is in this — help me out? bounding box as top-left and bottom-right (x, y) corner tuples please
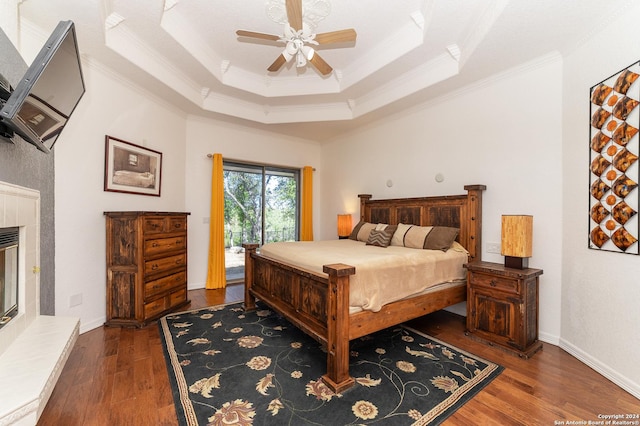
(79, 316), (106, 334)
(188, 281), (205, 290)
(538, 330), (560, 346)
(559, 337), (640, 399)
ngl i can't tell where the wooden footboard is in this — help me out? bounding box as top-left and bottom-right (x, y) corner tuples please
(243, 243), (356, 392)
(243, 184), (485, 393)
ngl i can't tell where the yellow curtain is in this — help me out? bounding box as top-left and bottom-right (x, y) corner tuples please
(300, 166), (314, 241)
(206, 153), (226, 289)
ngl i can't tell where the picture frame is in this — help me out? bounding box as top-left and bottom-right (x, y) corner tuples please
(104, 135), (162, 197)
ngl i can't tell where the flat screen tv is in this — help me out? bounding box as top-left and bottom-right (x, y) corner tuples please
(0, 20), (85, 153)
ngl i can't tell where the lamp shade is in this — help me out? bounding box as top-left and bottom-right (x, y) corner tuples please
(337, 214), (353, 238)
(501, 215), (533, 266)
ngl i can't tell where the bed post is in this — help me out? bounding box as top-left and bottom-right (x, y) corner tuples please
(358, 194), (372, 222)
(243, 243), (259, 311)
(322, 263), (356, 393)
(463, 185), (486, 262)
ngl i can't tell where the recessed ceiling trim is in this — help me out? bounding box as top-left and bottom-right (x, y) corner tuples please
(201, 93), (354, 124)
(458, 0), (509, 68)
(352, 51), (459, 118)
(223, 66), (342, 97)
(160, 4), (224, 83)
(105, 17), (203, 108)
(339, 20), (427, 91)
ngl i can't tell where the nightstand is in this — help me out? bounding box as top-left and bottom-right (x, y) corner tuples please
(464, 261), (543, 358)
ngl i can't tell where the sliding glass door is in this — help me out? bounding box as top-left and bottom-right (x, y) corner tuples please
(223, 161), (299, 281)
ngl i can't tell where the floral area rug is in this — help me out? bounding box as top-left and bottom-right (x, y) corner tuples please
(159, 302), (503, 425)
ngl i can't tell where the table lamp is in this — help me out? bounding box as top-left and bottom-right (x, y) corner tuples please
(501, 215), (533, 269)
(337, 214), (352, 239)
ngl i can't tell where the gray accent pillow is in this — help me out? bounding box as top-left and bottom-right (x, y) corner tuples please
(424, 226), (459, 251)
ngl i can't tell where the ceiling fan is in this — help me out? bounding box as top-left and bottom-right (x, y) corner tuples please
(236, 0), (357, 76)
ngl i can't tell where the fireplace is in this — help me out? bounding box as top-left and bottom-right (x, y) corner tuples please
(0, 227), (19, 327)
(0, 181), (79, 425)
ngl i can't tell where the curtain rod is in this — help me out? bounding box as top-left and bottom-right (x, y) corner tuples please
(206, 154), (315, 171)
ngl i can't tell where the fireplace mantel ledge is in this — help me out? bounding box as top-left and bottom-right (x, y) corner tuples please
(0, 315), (79, 426)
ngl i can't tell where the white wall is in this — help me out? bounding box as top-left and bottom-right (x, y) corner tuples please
(184, 116), (322, 289)
(319, 55), (564, 340)
(54, 61), (188, 332)
(561, 3), (640, 398)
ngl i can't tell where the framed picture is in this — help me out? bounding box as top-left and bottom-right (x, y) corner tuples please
(104, 135), (162, 196)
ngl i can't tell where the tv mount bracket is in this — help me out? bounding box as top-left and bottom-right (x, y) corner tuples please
(0, 71), (15, 141)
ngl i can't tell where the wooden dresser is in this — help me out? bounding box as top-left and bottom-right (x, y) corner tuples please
(104, 211), (190, 327)
(464, 261), (543, 358)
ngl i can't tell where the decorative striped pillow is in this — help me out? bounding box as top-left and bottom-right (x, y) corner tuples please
(366, 229), (394, 247)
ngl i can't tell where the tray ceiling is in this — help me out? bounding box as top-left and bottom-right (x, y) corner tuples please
(14, 0), (634, 141)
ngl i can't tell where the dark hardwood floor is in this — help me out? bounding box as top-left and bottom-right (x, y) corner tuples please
(38, 285), (638, 425)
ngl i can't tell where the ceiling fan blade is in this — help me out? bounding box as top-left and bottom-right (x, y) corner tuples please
(286, 0), (303, 31)
(308, 52), (333, 75)
(236, 30), (280, 41)
(267, 54), (288, 72)
(314, 29), (357, 45)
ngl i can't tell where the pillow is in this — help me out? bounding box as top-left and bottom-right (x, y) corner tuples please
(366, 228), (394, 247)
(356, 223), (378, 242)
(391, 223), (413, 246)
(423, 226), (459, 251)
(403, 225), (433, 249)
(349, 220), (366, 240)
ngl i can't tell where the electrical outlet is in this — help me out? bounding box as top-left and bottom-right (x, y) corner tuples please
(486, 242), (501, 254)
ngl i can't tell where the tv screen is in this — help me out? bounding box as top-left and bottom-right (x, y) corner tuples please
(0, 20), (85, 153)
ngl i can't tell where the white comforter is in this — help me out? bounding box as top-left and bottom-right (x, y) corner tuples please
(258, 239), (467, 312)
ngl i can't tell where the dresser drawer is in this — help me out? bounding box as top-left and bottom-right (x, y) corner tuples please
(145, 236), (186, 257)
(145, 253), (186, 276)
(144, 297), (167, 319)
(168, 216), (187, 232)
(469, 271), (519, 294)
(145, 271), (186, 298)
(169, 288), (187, 308)
(143, 217), (166, 234)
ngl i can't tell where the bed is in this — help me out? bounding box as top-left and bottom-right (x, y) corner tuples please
(243, 184), (485, 393)
(112, 170), (155, 188)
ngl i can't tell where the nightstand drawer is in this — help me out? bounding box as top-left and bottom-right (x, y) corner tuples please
(469, 271), (519, 294)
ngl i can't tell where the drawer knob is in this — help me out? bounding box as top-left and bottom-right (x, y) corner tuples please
(152, 242), (159, 247)
(490, 279), (497, 287)
(151, 264), (159, 270)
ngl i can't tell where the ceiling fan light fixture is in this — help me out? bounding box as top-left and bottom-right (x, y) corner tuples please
(302, 45), (315, 60)
(296, 52), (306, 68)
(282, 49), (294, 63)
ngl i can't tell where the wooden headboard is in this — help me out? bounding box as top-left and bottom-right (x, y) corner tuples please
(358, 185), (486, 262)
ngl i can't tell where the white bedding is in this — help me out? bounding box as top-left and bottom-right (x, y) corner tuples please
(258, 239), (468, 313)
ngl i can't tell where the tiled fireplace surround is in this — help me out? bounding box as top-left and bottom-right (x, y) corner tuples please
(0, 181), (79, 425)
